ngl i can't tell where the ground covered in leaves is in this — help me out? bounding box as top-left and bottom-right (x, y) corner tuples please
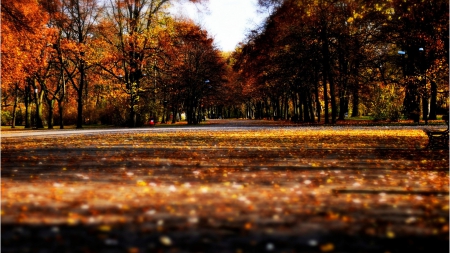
(1, 122), (449, 252)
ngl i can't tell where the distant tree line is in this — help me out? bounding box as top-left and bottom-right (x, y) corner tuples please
(2, 0), (448, 128)
(1, 0), (232, 128)
(232, 0), (449, 123)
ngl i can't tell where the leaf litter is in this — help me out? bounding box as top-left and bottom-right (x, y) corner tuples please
(1, 126), (448, 252)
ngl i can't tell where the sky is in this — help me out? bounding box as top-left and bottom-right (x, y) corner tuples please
(170, 0), (269, 52)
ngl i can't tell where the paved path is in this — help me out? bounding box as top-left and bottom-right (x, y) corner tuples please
(1, 120), (448, 252)
(1, 119), (444, 138)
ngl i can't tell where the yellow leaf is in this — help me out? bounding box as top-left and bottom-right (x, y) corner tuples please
(67, 217), (78, 225)
(98, 225), (111, 232)
(136, 180), (147, 186)
(386, 231), (395, 238)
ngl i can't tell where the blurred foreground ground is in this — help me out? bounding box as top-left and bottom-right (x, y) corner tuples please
(1, 120), (449, 252)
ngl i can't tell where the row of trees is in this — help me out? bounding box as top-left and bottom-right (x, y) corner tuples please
(2, 0), (448, 128)
(232, 0), (449, 123)
(1, 0), (235, 128)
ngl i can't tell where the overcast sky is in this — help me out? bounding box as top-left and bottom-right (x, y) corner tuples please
(170, 0), (269, 52)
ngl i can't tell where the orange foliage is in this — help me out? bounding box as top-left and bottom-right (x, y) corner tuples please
(1, 0), (51, 86)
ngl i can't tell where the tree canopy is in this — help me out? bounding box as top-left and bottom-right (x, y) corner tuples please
(1, 0), (448, 127)
(232, 0), (448, 122)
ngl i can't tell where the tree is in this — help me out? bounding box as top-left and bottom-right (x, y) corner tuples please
(168, 20), (227, 124)
(385, 0), (449, 121)
(239, 0), (449, 124)
(56, 0), (103, 128)
(1, 0), (51, 128)
(98, 0), (206, 127)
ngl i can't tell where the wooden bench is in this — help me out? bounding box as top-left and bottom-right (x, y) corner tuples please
(424, 114), (449, 150)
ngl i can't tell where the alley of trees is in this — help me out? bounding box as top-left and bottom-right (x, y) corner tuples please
(2, 0), (449, 128)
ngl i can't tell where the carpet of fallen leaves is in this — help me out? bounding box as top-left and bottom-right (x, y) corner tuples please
(1, 124), (449, 252)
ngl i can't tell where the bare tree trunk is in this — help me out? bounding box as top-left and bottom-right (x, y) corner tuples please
(11, 84), (19, 128)
(308, 91), (315, 123)
(302, 92), (310, 122)
(422, 95), (428, 125)
(25, 83), (32, 128)
(329, 73), (337, 124)
(47, 99), (55, 129)
(58, 100), (64, 129)
(321, 26), (330, 124)
(314, 74), (321, 123)
(428, 80), (437, 120)
(351, 86), (359, 117)
(76, 61), (85, 129)
(33, 79), (44, 129)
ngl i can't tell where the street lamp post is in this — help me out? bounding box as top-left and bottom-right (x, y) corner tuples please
(398, 49), (423, 123)
(34, 87), (43, 129)
(419, 47), (428, 125)
(398, 50), (406, 78)
(35, 88), (39, 128)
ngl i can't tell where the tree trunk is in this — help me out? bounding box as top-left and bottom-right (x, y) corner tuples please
(314, 74), (321, 123)
(172, 107), (177, 124)
(339, 89), (350, 120)
(284, 94), (289, 120)
(428, 80), (437, 120)
(161, 103), (167, 123)
(77, 88), (84, 128)
(308, 91), (315, 123)
(298, 92), (303, 122)
(277, 98), (282, 120)
(34, 79), (44, 129)
(291, 93), (298, 122)
(129, 91), (136, 127)
(58, 100), (64, 129)
(422, 95), (428, 125)
(338, 88), (348, 120)
(47, 99), (55, 129)
(351, 86), (359, 117)
(11, 85), (19, 128)
(329, 73), (337, 124)
(302, 92), (310, 122)
(36, 91), (44, 129)
(323, 78), (329, 124)
(337, 44), (349, 121)
(282, 94), (289, 120)
(403, 81), (420, 122)
(76, 57), (86, 129)
(321, 26), (330, 124)
(25, 84), (32, 129)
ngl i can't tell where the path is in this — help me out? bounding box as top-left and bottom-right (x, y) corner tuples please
(1, 119), (444, 138)
(1, 120), (448, 252)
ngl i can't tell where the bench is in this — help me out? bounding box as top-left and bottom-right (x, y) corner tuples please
(424, 114), (449, 150)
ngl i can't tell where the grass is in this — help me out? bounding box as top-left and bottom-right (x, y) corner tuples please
(2, 115), (448, 132)
(345, 116), (372, 121)
(1, 124), (116, 132)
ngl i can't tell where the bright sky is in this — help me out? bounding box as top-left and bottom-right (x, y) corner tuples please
(170, 0), (269, 52)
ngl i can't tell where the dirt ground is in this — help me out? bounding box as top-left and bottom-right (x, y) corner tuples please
(1, 121), (449, 252)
